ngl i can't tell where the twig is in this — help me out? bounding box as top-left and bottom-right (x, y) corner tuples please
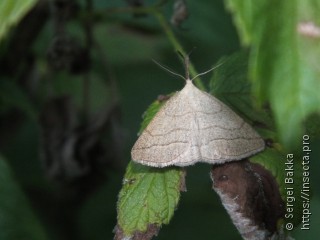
(87, 4), (206, 91)
(153, 11), (205, 90)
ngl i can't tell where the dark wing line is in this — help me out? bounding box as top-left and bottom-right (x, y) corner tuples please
(144, 121), (246, 137)
(163, 108), (224, 117)
(200, 121), (246, 131)
(132, 140), (189, 150)
(201, 136), (263, 147)
(144, 128), (190, 137)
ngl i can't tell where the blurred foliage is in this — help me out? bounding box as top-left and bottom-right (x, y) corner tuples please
(0, 0), (319, 240)
(210, 51), (274, 132)
(0, 0), (38, 41)
(0, 78), (38, 120)
(225, 0), (320, 148)
(0, 155), (47, 240)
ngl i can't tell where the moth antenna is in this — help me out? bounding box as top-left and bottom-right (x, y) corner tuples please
(190, 61), (225, 81)
(152, 59), (185, 80)
(186, 47), (196, 56)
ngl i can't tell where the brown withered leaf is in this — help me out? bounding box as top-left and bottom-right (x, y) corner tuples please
(114, 224), (159, 240)
(211, 160), (285, 240)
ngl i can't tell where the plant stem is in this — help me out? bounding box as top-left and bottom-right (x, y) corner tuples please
(153, 11), (206, 91)
(93, 4), (207, 91)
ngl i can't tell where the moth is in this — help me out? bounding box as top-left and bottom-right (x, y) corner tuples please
(131, 56), (265, 167)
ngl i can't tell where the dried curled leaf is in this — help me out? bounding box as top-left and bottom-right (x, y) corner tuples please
(211, 159), (287, 240)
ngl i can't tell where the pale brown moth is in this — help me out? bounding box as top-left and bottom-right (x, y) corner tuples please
(131, 56), (265, 167)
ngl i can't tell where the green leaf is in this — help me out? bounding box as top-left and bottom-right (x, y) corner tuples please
(0, 0), (38, 42)
(210, 50), (275, 139)
(116, 98), (184, 238)
(138, 95), (174, 136)
(0, 154), (47, 240)
(117, 162), (184, 236)
(224, 0), (320, 149)
(304, 113), (320, 139)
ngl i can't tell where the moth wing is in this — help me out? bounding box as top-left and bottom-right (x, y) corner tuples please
(131, 91), (196, 167)
(190, 87), (265, 164)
